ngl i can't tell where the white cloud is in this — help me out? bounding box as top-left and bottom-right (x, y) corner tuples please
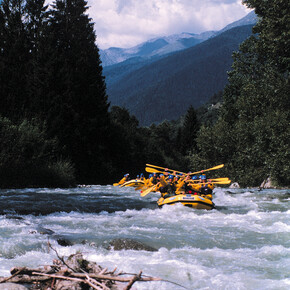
(46, 0), (251, 49)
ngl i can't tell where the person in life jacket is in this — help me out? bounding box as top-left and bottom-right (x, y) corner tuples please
(149, 172), (158, 185)
(198, 174), (214, 199)
(199, 174), (207, 183)
(118, 173), (130, 185)
(183, 175), (194, 194)
(175, 174), (195, 194)
(159, 175), (176, 199)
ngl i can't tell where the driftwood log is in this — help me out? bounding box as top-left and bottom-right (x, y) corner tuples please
(0, 244), (163, 290)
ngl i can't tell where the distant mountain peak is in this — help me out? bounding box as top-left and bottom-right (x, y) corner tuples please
(100, 11), (257, 67)
(217, 11), (257, 34)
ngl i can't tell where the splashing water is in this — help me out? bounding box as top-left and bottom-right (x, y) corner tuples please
(0, 186), (289, 289)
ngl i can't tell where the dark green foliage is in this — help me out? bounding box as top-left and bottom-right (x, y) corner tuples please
(0, 0), (30, 121)
(196, 91), (223, 126)
(39, 0), (111, 183)
(109, 106), (192, 180)
(0, 0), (114, 186)
(242, 0), (290, 73)
(179, 106), (200, 154)
(109, 106), (147, 176)
(190, 0), (290, 186)
(0, 117), (75, 187)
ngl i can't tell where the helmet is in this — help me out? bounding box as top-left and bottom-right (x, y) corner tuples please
(159, 174), (164, 177)
(168, 175), (174, 179)
(149, 174), (152, 178)
(124, 173), (129, 177)
(192, 175), (198, 180)
(199, 174), (206, 180)
(140, 173), (144, 177)
(137, 175), (139, 178)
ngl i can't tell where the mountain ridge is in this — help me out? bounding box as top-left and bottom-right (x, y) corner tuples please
(106, 25), (254, 126)
(100, 11), (257, 67)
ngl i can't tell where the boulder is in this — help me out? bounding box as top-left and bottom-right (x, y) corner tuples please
(260, 177), (274, 189)
(229, 182), (240, 189)
(36, 226), (55, 235)
(5, 215), (24, 221)
(55, 237), (73, 247)
(108, 238), (157, 251)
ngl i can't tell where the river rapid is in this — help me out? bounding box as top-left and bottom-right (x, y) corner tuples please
(0, 185), (289, 289)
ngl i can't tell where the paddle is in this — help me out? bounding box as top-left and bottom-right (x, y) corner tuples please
(146, 163), (224, 176)
(146, 164), (185, 175)
(145, 167), (228, 184)
(113, 183), (120, 186)
(145, 167), (167, 174)
(191, 180), (231, 186)
(188, 164), (224, 175)
(141, 184), (158, 197)
(189, 177), (229, 183)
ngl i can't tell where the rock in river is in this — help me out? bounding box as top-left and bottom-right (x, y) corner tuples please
(108, 238), (157, 251)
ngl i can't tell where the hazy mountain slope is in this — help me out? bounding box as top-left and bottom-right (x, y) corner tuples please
(100, 32), (214, 67)
(107, 25), (254, 126)
(100, 11), (257, 67)
(217, 10), (257, 35)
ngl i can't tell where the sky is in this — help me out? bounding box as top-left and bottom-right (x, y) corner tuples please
(49, 0), (251, 49)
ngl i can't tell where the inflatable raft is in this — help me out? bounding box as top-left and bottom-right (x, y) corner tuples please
(120, 179), (145, 188)
(157, 193), (215, 210)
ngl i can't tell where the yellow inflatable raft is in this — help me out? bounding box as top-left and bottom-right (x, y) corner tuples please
(120, 179), (145, 188)
(157, 194), (215, 210)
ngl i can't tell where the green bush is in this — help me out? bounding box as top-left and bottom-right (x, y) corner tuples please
(0, 117), (75, 188)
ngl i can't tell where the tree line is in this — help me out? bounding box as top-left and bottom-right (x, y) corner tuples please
(0, 0), (288, 188)
(0, 0), (199, 187)
(189, 0), (289, 186)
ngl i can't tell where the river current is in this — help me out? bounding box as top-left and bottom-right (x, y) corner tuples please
(0, 185), (289, 289)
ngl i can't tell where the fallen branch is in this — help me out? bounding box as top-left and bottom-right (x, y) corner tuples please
(32, 271), (162, 283)
(124, 271), (142, 290)
(0, 243), (187, 289)
(0, 253), (163, 289)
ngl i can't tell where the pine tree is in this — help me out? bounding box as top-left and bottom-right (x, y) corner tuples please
(24, 0), (49, 117)
(180, 105), (200, 154)
(193, 0), (290, 186)
(39, 0), (112, 183)
(0, 0), (30, 120)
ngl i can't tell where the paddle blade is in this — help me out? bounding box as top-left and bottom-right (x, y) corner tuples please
(212, 180), (231, 185)
(146, 164), (186, 175)
(190, 164), (224, 175)
(145, 167), (162, 173)
(146, 164), (165, 170)
(141, 185), (156, 197)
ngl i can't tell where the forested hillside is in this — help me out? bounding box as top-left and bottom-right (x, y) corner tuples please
(107, 25), (254, 126)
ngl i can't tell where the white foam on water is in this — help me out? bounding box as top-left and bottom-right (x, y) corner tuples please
(0, 187), (289, 289)
(77, 244), (290, 290)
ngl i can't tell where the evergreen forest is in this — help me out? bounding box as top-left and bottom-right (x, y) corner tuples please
(0, 0), (289, 188)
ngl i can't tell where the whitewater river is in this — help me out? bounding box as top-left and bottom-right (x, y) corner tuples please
(0, 186), (289, 289)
